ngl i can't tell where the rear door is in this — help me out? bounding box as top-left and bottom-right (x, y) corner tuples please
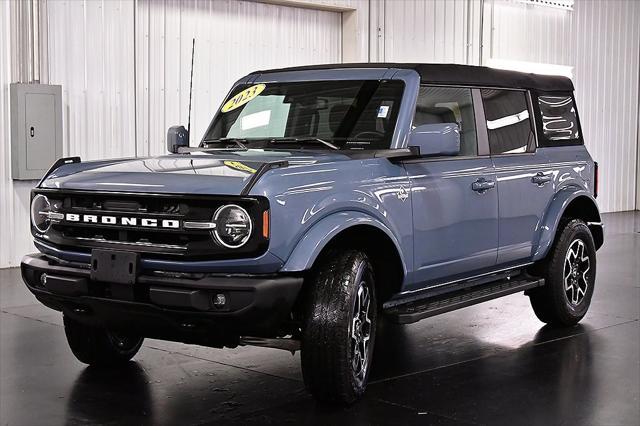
(480, 89), (554, 265)
(403, 86), (498, 290)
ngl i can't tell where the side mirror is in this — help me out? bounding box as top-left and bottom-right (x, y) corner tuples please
(167, 125), (189, 154)
(408, 123), (460, 157)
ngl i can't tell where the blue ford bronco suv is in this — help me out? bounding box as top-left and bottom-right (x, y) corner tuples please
(22, 63), (603, 404)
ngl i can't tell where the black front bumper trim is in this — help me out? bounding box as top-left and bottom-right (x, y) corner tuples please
(21, 253), (303, 342)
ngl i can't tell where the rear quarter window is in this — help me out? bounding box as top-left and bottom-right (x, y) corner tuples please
(536, 93), (582, 146)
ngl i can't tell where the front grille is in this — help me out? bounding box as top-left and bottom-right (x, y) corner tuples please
(34, 189), (269, 260)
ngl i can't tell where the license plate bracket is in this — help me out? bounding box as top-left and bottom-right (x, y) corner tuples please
(90, 249), (140, 284)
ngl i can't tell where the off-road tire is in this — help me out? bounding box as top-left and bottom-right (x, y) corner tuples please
(529, 219), (596, 326)
(301, 250), (377, 404)
(64, 315), (143, 366)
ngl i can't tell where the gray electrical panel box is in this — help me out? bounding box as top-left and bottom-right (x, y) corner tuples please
(10, 83), (63, 180)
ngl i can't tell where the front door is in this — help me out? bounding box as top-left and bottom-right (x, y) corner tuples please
(404, 86), (498, 291)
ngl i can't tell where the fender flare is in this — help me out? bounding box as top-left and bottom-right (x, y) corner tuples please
(280, 210), (408, 275)
(532, 188), (602, 261)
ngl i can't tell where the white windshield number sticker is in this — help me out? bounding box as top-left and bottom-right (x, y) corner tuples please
(377, 105), (390, 118)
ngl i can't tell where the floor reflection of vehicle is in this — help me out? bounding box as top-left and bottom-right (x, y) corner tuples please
(66, 363), (152, 425)
(368, 323), (597, 425)
(527, 325), (596, 424)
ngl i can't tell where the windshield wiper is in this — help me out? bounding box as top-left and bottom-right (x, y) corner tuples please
(267, 137), (340, 150)
(201, 138), (248, 150)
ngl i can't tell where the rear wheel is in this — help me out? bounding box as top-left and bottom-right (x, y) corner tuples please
(529, 219), (596, 326)
(64, 315), (143, 366)
(300, 250), (377, 404)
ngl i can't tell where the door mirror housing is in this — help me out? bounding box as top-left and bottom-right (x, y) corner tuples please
(408, 123), (460, 157)
(167, 125), (189, 154)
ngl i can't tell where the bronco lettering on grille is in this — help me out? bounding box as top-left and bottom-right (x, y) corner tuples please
(64, 213), (179, 229)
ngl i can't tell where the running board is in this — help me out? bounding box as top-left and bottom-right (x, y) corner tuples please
(384, 276), (545, 324)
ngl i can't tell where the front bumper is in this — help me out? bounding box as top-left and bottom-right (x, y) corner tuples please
(21, 254), (303, 346)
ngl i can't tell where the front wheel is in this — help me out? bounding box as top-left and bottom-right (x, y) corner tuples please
(301, 250), (377, 404)
(529, 219), (597, 326)
(64, 315), (144, 366)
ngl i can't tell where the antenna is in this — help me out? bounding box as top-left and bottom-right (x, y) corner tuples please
(187, 38), (195, 145)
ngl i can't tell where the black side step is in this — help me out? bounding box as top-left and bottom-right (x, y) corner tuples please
(384, 276), (545, 324)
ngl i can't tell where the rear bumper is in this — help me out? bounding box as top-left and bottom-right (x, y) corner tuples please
(21, 254), (303, 346)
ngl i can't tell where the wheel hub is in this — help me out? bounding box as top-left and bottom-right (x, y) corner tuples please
(564, 239), (591, 306)
(351, 280), (372, 384)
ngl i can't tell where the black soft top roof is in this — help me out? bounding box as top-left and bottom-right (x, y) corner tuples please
(255, 63), (574, 92)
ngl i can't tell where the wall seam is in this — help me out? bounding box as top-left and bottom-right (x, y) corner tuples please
(133, 0), (137, 158)
(636, 30), (640, 210)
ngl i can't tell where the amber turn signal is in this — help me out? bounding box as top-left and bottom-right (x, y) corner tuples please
(262, 210), (270, 239)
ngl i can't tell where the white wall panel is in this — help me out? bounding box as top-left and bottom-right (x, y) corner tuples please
(0, 0), (18, 268)
(571, 0), (640, 213)
(1, 1), (46, 269)
(135, 0), (342, 157)
(489, 0), (639, 213)
(383, 0), (639, 213)
(488, 0), (574, 66)
(47, 0), (136, 161)
(382, 0), (478, 65)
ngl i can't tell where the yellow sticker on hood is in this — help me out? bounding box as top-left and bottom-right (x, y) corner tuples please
(221, 84), (266, 113)
(223, 161), (257, 174)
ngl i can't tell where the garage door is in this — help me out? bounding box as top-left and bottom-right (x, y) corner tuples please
(136, 0), (342, 156)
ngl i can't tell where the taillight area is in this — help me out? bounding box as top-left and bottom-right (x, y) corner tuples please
(594, 161), (599, 198)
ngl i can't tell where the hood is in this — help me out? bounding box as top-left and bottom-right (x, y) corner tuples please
(40, 149), (353, 195)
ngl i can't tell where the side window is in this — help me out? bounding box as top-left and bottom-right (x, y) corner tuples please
(414, 86), (477, 156)
(537, 93), (581, 144)
(481, 89), (535, 155)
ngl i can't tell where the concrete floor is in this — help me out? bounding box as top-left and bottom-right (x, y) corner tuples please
(1, 212), (638, 425)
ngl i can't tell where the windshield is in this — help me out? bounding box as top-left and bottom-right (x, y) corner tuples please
(202, 80), (405, 150)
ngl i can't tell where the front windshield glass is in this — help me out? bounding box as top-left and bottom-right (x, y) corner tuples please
(203, 80), (405, 150)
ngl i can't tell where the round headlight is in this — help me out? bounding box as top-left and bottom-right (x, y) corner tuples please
(31, 194), (52, 233)
(213, 204), (253, 248)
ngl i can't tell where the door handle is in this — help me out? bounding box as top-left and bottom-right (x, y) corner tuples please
(472, 178), (495, 193)
(531, 172), (552, 186)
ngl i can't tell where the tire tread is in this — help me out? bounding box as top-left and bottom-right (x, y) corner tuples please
(301, 249), (376, 404)
(529, 219), (596, 326)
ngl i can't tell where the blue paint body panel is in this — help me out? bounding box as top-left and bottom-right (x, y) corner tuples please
(33, 65), (602, 297)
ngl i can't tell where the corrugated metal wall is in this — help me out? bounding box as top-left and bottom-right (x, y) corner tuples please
(487, 0), (574, 66)
(571, 0), (639, 213)
(0, 0), (17, 268)
(383, 0), (483, 65)
(0, 1), (43, 268)
(486, 0), (640, 213)
(382, 0), (640, 213)
(47, 0), (137, 161)
(46, 0), (340, 162)
(135, 0), (341, 157)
